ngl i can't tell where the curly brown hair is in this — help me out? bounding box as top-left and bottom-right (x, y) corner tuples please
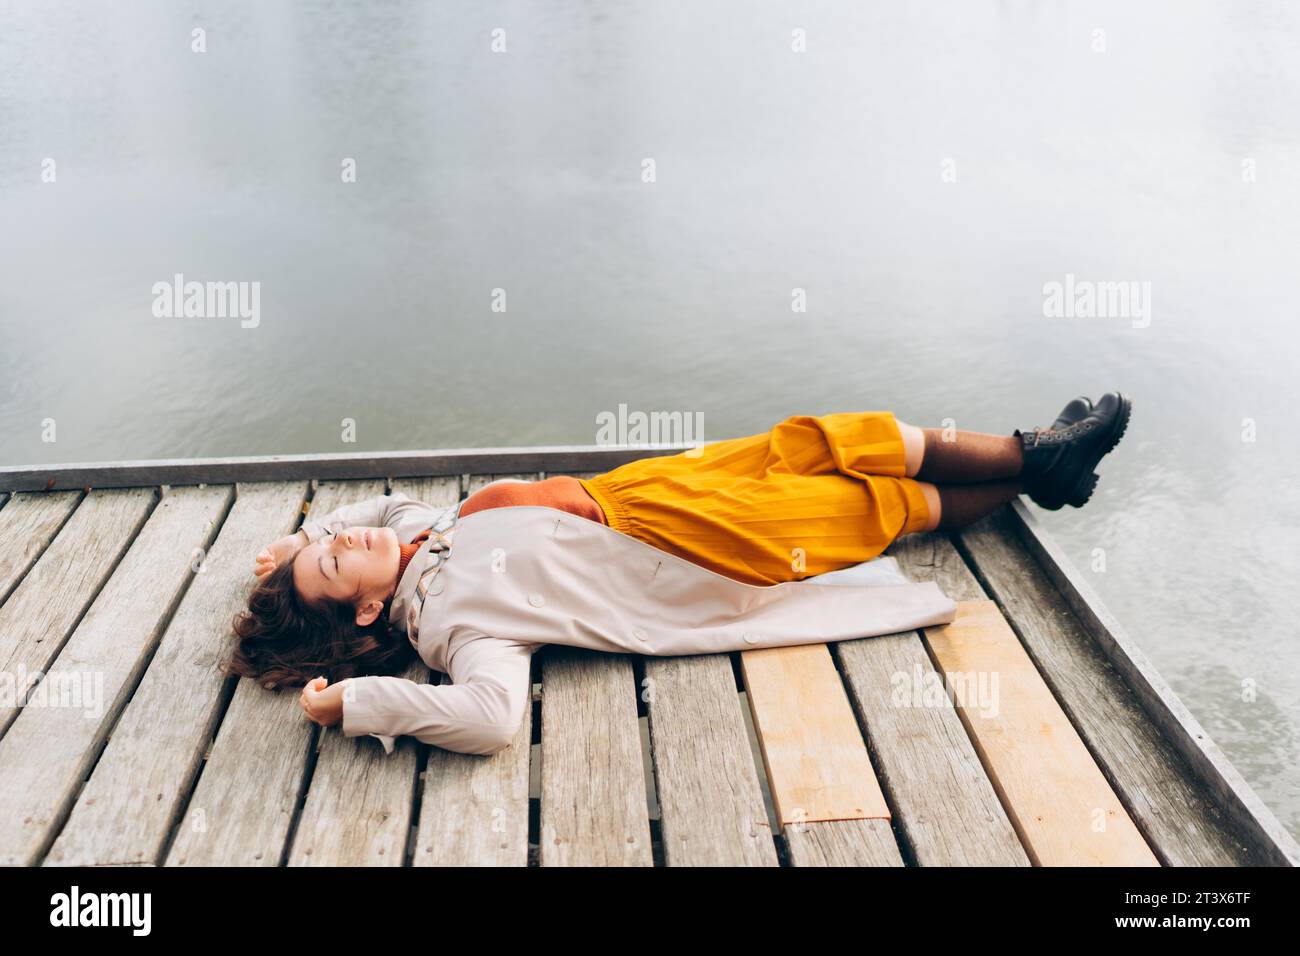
(223, 549), (417, 689)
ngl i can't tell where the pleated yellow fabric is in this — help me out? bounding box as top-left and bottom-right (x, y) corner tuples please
(578, 410), (932, 586)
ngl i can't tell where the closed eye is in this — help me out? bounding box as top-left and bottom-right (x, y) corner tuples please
(323, 532), (340, 577)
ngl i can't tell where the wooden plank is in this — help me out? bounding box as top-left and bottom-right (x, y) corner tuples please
(46, 481), (308, 866)
(0, 488), (156, 741)
(539, 647), (652, 866)
(0, 490), (81, 608)
(549, 468), (779, 865)
(958, 503), (1288, 865)
(641, 655), (778, 866)
(402, 477), (535, 867)
(511, 468), (656, 866)
(783, 818), (905, 866)
(0, 445), (695, 493)
(834, 631), (1029, 867)
(463, 471), (540, 497)
(164, 480), (384, 866)
(562, 466), (896, 865)
(819, 532), (1030, 866)
(922, 599), (1159, 866)
(0, 486), (231, 866)
(740, 643), (890, 822)
(289, 477), (459, 866)
(739, 644), (908, 868)
(412, 671), (534, 866)
(424, 471), (542, 865)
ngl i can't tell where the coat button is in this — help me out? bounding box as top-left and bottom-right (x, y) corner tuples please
(528, 593), (545, 608)
(428, 577), (445, 596)
(631, 627), (648, 642)
(742, 631), (759, 645)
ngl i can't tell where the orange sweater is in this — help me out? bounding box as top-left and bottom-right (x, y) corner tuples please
(396, 476), (606, 580)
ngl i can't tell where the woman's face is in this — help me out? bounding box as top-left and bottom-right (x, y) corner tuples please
(292, 526), (400, 624)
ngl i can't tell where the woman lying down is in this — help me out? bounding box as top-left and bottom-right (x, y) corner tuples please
(224, 397), (1130, 756)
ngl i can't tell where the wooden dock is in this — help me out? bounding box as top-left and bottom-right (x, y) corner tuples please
(0, 446), (1295, 867)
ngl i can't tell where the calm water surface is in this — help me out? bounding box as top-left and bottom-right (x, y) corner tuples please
(2, 1), (1298, 837)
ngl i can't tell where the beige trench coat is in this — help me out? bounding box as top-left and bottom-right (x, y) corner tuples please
(297, 484), (957, 756)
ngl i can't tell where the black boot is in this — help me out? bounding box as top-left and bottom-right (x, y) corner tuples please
(1050, 395), (1093, 430)
(1016, 391), (1132, 510)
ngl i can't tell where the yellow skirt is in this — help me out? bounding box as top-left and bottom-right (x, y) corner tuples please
(578, 410), (932, 586)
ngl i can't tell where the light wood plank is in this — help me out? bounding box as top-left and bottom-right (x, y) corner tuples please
(958, 506), (1275, 865)
(740, 643), (890, 822)
(922, 599), (1159, 866)
(165, 480), (384, 866)
(46, 481), (308, 865)
(0, 489), (156, 741)
(0, 486), (231, 866)
(741, 642), (906, 867)
(0, 490), (81, 608)
(643, 655), (778, 866)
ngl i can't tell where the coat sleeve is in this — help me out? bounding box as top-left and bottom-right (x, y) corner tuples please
(299, 491), (428, 544)
(338, 635), (536, 756)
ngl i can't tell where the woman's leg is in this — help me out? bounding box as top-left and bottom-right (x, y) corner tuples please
(581, 412), (1025, 584)
(917, 480), (941, 531)
(581, 411), (934, 584)
(898, 421), (1024, 483)
(911, 477), (1024, 533)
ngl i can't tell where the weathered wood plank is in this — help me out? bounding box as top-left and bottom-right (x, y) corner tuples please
(165, 480), (384, 866)
(834, 631), (1029, 866)
(783, 818), (905, 866)
(463, 472), (540, 497)
(740, 643), (890, 822)
(0, 489), (156, 741)
(0, 445), (693, 493)
(0, 486), (231, 866)
(412, 670), (534, 866)
(288, 478), (458, 866)
(516, 468), (656, 865)
(46, 481), (308, 866)
(0, 490), (81, 609)
(414, 668), (535, 868)
(957, 504), (1283, 865)
(404, 477), (535, 867)
(642, 654), (778, 866)
(548, 469), (774, 865)
(823, 532), (1030, 866)
(539, 647), (652, 866)
(923, 599), (1159, 866)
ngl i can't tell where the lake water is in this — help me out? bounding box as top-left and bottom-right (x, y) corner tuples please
(2, 1), (1297, 839)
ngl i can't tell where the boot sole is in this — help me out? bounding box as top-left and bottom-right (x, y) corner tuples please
(1065, 391), (1132, 507)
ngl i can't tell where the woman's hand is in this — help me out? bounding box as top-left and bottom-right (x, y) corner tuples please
(254, 532), (305, 578)
(300, 677), (346, 728)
